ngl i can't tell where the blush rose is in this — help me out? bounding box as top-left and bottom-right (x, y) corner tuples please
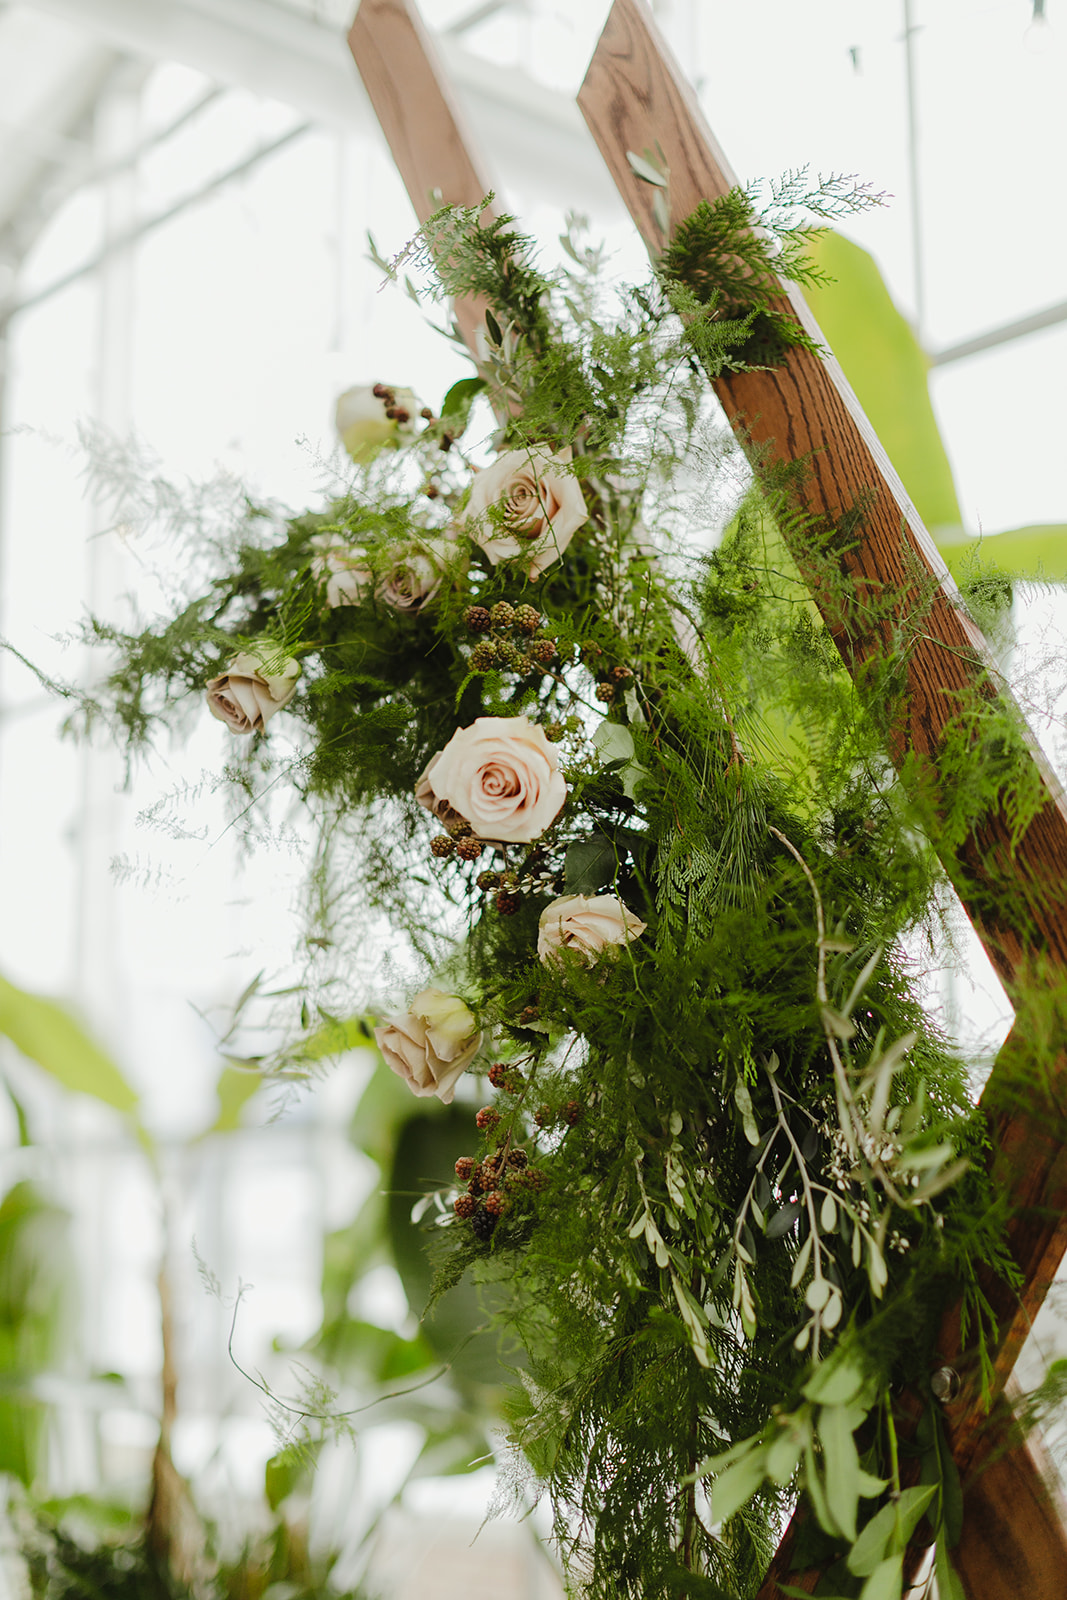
(416, 715), (566, 843)
(462, 445), (587, 579)
(206, 647), (300, 734)
(375, 988), (482, 1103)
(537, 893), (647, 966)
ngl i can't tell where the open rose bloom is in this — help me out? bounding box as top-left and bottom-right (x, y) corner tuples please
(538, 894), (647, 966)
(416, 715), (566, 843)
(462, 445), (587, 579)
(375, 988), (482, 1102)
(206, 648), (300, 734)
(312, 536), (454, 614)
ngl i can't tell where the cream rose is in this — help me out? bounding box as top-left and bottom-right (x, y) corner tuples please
(335, 384), (419, 464)
(462, 446), (588, 579)
(377, 542), (450, 613)
(418, 715), (566, 843)
(310, 536), (372, 608)
(206, 647), (300, 734)
(537, 894), (647, 966)
(375, 987), (482, 1103)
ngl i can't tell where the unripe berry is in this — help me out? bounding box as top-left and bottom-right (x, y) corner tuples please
(564, 1099), (582, 1126)
(476, 870), (500, 891)
(490, 601), (515, 628)
(484, 1190), (509, 1217)
(531, 637), (556, 664)
(454, 1194), (477, 1218)
(507, 1148), (529, 1169)
(470, 640), (498, 671)
(488, 1063), (508, 1088)
(455, 1156), (475, 1180)
(431, 835), (455, 858)
(512, 604), (541, 636)
(465, 605), (492, 633)
(544, 722), (564, 743)
(612, 665), (633, 682)
(476, 1106), (501, 1132)
(595, 682), (616, 703)
(495, 891), (521, 916)
(456, 836), (484, 862)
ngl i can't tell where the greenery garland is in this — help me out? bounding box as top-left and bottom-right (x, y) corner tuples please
(74, 179), (1038, 1600)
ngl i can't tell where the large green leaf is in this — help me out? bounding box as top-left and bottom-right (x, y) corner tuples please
(802, 231), (962, 535)
(0, 975), (137, 1114)
(388, 1108), (513, 1391)
(939, 524), (1067, 584)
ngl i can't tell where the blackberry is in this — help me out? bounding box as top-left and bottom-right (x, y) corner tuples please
(507, 1148), (529, 1170)
(526, 1168), (549, 1192)
(515, 655), (536, 676)
(476, 870), (500, 891)
(448, 819), (474, 838)
(534, 1104), (554, 1128)
(595, 682), (616, 703)
(564, 1099), (582, 1126)
(495, 891), (521, 916)
(488, 1063), (508, 1088)
(531, 637), (556, 664)
(512, 604), (541, 636)
(490, 601), (516, 628)
(456, 836), (484, 862)
(471, 1208), (497, 1241)
(455, 1156), (475, 1181)
(465, 605), (492, 633)
(484, 1191), (509, 1218)
(430, 835), (455, 858)
(453, 1194), (477, 1219)
(612, 665), (633, 682)
(518, 1004), (541, 1024)
(470, 640), (498, 671)
(476, 1106), (501, 1132)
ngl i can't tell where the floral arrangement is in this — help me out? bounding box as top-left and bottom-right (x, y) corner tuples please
(75, 184), (1032, 1600)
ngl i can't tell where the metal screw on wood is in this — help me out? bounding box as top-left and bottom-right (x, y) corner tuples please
(931, 1366), (961, 1404)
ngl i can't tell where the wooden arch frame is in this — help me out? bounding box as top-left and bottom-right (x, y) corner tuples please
(349, 1), (1067, 1592)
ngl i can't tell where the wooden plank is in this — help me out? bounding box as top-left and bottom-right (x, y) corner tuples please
(348, 0), (494, 355)
(578, 1), (1067, 1592)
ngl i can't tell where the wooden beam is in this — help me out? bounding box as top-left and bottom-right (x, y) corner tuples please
(348, 0), (494, 355)
(579, 0), (1067, 1593)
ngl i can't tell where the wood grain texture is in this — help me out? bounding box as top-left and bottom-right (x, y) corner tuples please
(579, 0), (1067, 1593)
(348, 0), (494, 354)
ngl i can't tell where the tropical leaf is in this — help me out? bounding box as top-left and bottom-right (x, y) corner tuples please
(802, 230), (961, 536)
(0, 975), (137, 1113)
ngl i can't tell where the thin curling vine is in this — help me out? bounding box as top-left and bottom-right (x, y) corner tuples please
(67, 182), (1022, 1600)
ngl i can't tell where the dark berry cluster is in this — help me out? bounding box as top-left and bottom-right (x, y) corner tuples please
(462, 600), (559, 680)
(450, 1058), (550, 1240)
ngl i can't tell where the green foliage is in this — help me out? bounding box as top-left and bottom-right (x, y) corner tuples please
(64, 184), (1044, 1600)
(0, 1183), (72, 1484)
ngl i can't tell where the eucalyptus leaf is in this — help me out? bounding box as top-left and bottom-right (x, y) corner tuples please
(767, 1200), (802, 1239)
(626, 150), (668, 188)
(711, 1445), (767, 1523)
(817, 1402), (861, 1541)
(858, 1553), (904, 1600)
(564, 833), (619, 894)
